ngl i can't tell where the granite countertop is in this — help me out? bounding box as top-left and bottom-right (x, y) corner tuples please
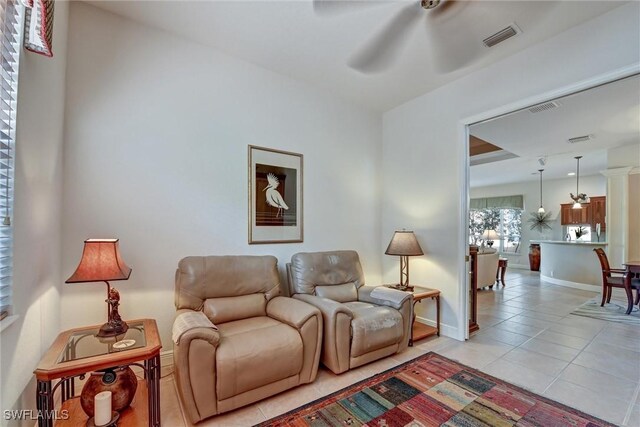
(529, 240), (608, 246)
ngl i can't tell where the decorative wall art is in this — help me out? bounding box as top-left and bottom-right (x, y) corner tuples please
(248, 145), (303, 244)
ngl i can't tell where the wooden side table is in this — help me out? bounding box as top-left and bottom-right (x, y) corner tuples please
(410, 286), (440, 346)
(496, 258), (508, 286)
(386, 285), (440, 346)
(34, 319), (162, 427)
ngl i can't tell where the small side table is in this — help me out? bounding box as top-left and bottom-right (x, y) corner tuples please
(496, 258), (508, 286)
(386, 285), (440, 346)
(34, 319), (162, 427)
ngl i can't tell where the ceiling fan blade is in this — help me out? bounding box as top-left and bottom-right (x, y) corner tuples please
(425, 1), (480, 73)
(313, 0), (394, 17)
(348, 2), (423, 74)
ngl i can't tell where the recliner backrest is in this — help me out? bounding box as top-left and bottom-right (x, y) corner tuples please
(289, 251), (365, 302)
(175, 255), (280, 323)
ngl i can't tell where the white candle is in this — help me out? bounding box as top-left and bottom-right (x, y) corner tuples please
(94, 391), (112, 426)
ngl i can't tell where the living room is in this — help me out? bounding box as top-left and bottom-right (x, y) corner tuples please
(1, 1), (639, 426)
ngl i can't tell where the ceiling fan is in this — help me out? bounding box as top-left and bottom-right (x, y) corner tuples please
(312, 0), (539, 74)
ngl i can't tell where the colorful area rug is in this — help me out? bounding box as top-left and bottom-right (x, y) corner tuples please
(257, 352), (615, 427)
(571, 297), (640, 325)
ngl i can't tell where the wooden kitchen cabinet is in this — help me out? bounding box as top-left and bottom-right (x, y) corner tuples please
(589, 196), (606, 231)
(560, 203), (592, 225)
(560, 195), (606, 227)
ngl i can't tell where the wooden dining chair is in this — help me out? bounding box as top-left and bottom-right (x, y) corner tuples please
(593, 248), (640, 315)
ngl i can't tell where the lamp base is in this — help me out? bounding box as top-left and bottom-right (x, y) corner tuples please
(96, 320), (129, 338)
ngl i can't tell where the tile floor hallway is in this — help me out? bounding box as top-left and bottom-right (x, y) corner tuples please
(160, 270), (640, 426)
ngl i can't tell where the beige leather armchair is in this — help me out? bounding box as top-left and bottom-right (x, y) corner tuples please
(476, 248), (499, 289)
(287, 251), (412, 374)
(173, 255), (322, 424)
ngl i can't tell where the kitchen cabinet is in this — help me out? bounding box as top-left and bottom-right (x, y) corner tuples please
(559, 195), (606, 227)
(560, 203), (591, 225)
(589, 196), (606, 231)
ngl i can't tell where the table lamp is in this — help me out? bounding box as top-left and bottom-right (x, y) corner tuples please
(66, 239), (132, 337)
(385, 230), (424, 291)
(482, 229), (500, 248)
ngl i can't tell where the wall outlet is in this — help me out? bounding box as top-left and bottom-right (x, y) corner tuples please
(550, 270), (554, 277)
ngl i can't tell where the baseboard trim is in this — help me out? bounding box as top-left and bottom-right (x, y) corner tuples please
(415, 316), (459, 340)
(509, 263), (533, 270)
(541, 275), (600, 292)
(161, 350), (174, 374)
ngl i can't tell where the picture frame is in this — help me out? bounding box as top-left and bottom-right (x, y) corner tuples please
(248, 145), (303, 244)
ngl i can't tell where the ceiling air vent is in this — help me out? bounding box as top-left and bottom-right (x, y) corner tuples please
(483, 24), (521, 48)
(528, 101), (560, 114)
(568, 134), (594, 144)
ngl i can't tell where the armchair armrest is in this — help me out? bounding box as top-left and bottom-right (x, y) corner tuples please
(267, 296), (321, 329)
(172, 309), (220, 423)
(293, 294), (353, 374)
(358, 286), (412, 310)
(172, 309), (219, 346)
(267, 296), (323, 383)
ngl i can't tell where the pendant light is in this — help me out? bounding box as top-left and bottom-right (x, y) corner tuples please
(571, 156), (584, 209)
(537, 169), (545, 214)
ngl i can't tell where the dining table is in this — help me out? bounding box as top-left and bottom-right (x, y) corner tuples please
(623, 260), (640, 278)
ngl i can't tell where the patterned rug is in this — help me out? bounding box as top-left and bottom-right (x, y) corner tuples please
(571, 297), (640, 325)
(257, 352), (615, 427)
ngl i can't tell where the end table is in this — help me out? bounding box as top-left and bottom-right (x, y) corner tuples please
(496, 258), (508, 286)
(386, 285), (440, 346)
(409, 286), (441, 346)
(34, 318), (162, 427)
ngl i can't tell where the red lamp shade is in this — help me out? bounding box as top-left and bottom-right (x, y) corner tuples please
(66, 239), (132, 283)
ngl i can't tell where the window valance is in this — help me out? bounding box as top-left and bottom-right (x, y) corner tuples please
(470, 195), (524, 210)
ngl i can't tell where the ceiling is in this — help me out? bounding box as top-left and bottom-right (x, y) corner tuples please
(87, 0), (627, 112)
(470, 74), (640, 187)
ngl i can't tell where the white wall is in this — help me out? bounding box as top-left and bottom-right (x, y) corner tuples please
(470, 174), (607, 267)
(382, 2), (639, 339)
(0, 1), (69, 422)
(61, 3), (382, 349)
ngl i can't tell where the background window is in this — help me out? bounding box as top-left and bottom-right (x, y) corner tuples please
(469, 208), (523, 253)
(0, 0), (23, 321)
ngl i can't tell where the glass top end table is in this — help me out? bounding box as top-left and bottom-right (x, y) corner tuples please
(58, 320), (147, 363)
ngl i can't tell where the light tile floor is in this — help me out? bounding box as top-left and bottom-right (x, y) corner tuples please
(160, 270), (640, 426)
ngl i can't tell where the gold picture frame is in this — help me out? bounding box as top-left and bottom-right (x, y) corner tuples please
(248, 145), (303, 244)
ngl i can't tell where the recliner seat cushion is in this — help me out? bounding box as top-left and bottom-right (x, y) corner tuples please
(350, 306), (403, 358)
(216, 317), (303, 400)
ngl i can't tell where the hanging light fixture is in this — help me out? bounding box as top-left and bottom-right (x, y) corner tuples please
(537, 169), (545, 214)
(569, 155), (587, 209)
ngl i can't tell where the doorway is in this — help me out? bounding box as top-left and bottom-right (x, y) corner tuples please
(462, 71), (640, 335)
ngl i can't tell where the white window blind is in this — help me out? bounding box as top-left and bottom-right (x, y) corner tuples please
(0, 0), (22, 321)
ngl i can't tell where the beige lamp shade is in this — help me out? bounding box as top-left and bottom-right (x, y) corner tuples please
(66, 239), (132, 283)
(482, 229), (500, 241)
(385, 231), (424, 256)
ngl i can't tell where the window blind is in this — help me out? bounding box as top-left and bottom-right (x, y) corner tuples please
(470, 195), (524, 210)
(0, 0), (22, 320)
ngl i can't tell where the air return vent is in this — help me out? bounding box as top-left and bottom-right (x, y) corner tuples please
(568, 134), (594, 144)
(528, 101), (560, 113)
(483, 24), (521, 47)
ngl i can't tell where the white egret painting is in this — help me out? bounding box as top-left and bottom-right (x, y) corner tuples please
(248, 146), (303, 244)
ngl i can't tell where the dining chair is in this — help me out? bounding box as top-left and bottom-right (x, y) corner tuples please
(593, 248), (640, 315)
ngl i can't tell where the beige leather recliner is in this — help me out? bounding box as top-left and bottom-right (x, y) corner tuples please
(476, 248), (499, 289)
(173, 255), (322, 424)
(287, 250), (413, 374)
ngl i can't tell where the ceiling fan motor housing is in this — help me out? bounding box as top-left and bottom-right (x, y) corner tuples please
(421, 0), (441, 10)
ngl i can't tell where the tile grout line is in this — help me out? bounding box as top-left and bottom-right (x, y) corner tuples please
(622, 381), (640, 426)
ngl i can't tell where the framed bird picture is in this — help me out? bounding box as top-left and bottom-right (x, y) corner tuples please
(248, 145), (303, 244)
